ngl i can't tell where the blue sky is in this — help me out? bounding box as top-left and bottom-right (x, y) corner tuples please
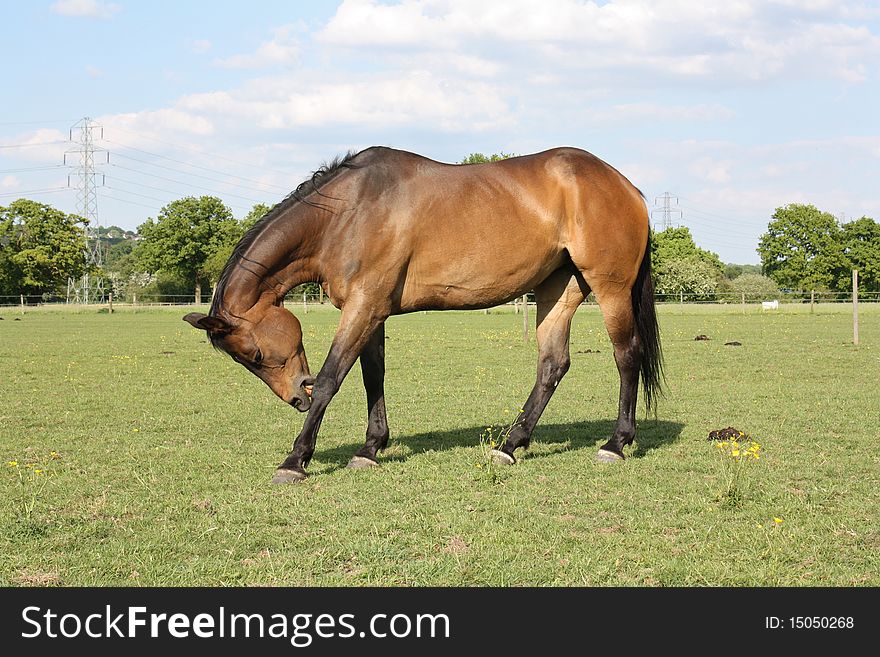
(2, 0), (879, 263)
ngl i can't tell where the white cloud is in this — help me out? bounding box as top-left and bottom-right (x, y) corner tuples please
(101, 109), (215, 140)
(192, 39), (212, 54)
(588, 102), (735, 123)
(85, 65), (103, 78)
(317, 0), (880, 84)
(176, 70), (512, 131)
(214, 24), (301, 69)
(1, 175), (21, 189)
(50, 0), (120, 20)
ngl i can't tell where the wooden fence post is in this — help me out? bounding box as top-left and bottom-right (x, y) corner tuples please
(20, 293), (25, 314)
(853, 270), (859, 346)
(303, 292), (308, 314)
(108, 293), (114, 314)
(522, 294), (529, 343)
(810, 289), (815, 314)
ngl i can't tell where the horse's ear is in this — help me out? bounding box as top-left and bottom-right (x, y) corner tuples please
(182, 312), (232, 334)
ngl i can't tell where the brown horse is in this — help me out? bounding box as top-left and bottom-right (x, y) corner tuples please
(184, 147), (662, 483)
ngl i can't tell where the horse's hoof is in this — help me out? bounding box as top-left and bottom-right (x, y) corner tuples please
(489, 449), (516, 466)
(271, 468), (307, 484)
(347, 455), (379, 469)
(596, 449), (624, 463)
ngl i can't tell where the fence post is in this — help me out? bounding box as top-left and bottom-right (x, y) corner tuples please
(741, 292), (745, 314)
(810, 290), (815, 314)
(319, 286), (324, 305)
(680, 291), (683, 304)
(522, 294), (529, 343)
(853, 270), (859, 346)
(108, 293), (114, 314)
(303, 293), (308, 314)
(20, 293), (25, 314)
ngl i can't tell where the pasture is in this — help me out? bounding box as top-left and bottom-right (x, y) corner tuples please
(1, 303), (877, 586)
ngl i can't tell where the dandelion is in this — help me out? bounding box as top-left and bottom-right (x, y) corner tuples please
(6, 460), (17, 468)
(773, 517), (783, 524)
(34, 469), (43, 475)
(49, 451), (60, 460)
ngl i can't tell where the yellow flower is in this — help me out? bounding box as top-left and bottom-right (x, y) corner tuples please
(731, 450), (740, 457)
(34, 469), (43, 475)
(6, 460), (17, 467)
(50, 451), (60, 459)
(773, 517), (783, 524)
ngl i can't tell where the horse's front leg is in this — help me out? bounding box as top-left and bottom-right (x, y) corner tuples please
(273, 302), (387, 483)
(347, 322), (389, 469)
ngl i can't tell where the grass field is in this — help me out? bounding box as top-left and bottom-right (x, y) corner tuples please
(1, 302), (877, 586)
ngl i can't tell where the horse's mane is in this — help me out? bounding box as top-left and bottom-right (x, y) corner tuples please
(209, 150), (362, 322)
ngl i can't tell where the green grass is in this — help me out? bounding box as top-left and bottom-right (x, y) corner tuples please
(1, 302), (878, 586)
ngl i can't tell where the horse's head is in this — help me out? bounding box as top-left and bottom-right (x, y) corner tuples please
(183, 305), (315, 411)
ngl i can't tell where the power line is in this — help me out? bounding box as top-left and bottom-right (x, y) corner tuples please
(108, 162), (265, 204)
(105, 124), (297, 177)
(0, 186), (70, 197)
(0, 140), (68, 150)
(105, 139), (290, 192)
(0, 119), (77, 126)
(0, 165), (67, 174)
(105, 178), (251, 213)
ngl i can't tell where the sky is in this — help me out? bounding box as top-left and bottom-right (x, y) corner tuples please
(1, 0), (878, 264)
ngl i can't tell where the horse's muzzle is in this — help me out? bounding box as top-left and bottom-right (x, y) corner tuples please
(290, 375), (315, 412)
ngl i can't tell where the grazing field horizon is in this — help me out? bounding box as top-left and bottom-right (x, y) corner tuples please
(1, 303), (877, 586)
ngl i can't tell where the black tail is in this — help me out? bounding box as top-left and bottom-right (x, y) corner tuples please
(631, 233), (663, 414)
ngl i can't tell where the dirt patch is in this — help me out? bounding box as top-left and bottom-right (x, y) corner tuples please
(707, 427), (749, 441)
(12, 570), (61, 586)
(443, 536), (469, 556)
(694, 334), (710, 341)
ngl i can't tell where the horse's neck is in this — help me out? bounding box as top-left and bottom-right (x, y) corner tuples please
(219, 209), (323, 316)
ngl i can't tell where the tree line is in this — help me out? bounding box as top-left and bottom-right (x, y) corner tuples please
(1, 163), (877, 303)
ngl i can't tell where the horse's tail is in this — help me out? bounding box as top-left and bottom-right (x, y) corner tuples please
(632, 232), (663, 413)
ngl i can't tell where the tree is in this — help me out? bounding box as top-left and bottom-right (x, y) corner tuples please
(135, 196), (240, 300)
(651, 226), (724, 276)
(459, 152), (515, 164)
(723, 263), (761, 280)
(0, 199), (88, 296)
(758, 204), (847, 291)
(839, 216), (880, 292)
(242, 202), (272, 232)
(654, 258), (719, 299)
(729, 273), (780, 301)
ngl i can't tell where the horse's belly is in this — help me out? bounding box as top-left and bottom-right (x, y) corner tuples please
(398, 243), (565, 312)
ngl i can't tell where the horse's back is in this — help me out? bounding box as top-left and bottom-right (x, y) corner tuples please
(336, 147), (649, 311)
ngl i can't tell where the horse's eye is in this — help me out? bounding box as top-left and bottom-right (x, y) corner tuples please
(254, 349), (263, 365)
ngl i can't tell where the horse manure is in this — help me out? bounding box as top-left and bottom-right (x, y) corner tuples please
(160, 351), (176, 355)
(724, 341), (742, 346)
(694, 334), (709, 340)
(707, 426), (749, 441)
(13, 318), (21, 321)
(575, 349), (600, 354)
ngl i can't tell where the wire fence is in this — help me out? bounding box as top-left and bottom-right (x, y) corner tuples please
(2, 290), (878, 309)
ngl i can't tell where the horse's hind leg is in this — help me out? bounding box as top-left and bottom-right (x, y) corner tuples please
(493, 268), (586, 464)
(593, 288), (640, 461)
(347, 323), (389, 469)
